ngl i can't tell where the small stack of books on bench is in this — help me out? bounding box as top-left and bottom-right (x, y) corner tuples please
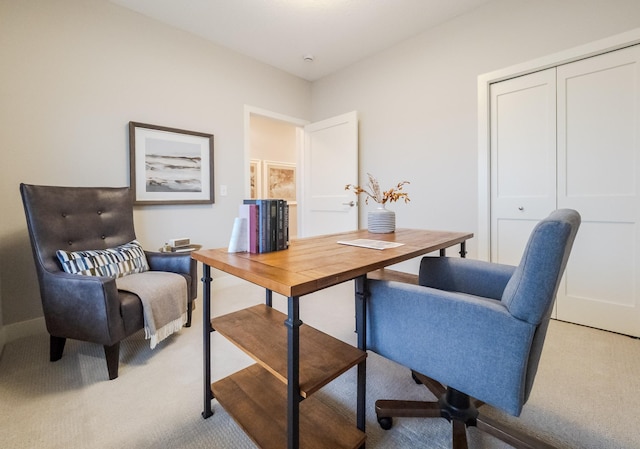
(239, 199), (289, 254)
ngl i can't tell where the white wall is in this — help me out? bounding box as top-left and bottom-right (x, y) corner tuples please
(311, 0), (640, 269)
(0, 0), (310, 328)
(250, 115), (297, 163)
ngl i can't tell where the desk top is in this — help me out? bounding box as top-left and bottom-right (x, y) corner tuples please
(192, 228), (472, 297)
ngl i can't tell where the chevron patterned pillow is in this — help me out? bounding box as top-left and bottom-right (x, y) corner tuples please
(56, 240), (149, 278)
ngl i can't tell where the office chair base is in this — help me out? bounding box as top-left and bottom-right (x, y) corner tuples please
(375, 370), (557, 449)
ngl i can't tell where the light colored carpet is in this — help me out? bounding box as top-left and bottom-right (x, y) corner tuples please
(1, 279), (639, 448)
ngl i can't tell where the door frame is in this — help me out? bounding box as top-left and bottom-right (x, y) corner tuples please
(477, 27), (640, 261)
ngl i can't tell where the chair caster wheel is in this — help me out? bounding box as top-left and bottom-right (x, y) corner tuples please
(377, 416), (393, 430)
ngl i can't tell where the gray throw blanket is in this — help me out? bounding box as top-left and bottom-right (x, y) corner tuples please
(116, 271), (187, 349)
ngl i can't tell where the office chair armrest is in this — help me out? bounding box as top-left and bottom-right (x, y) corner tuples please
(419, 257), (515, 300)
(145, 251), (198, 299)
(39, 270), (125, 345)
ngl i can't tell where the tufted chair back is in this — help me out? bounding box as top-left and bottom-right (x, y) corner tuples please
(21, 184), (136, 276)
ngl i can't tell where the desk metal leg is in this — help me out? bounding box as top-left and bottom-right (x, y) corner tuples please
(202, 264), (214, 419)
(440, 242), (467, 258)
(266, 288), (273, 307)
(355, 275), (368, 434)
(285, 295), (302, 449)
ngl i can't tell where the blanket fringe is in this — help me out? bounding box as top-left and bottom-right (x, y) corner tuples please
(145, 312), (187, 349)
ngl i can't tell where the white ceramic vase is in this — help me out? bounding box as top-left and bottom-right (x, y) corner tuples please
(368, 204), (396, 233)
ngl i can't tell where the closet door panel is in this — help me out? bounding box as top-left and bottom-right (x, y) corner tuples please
(556, 44), (640, 336)
(490, 69), (556, 265)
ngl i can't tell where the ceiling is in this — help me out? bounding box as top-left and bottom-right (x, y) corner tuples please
(109, 0), (493, 81)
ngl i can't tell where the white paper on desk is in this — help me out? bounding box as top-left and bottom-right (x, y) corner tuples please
(337, 239), (405, 250)
(228, 217), (248, 252)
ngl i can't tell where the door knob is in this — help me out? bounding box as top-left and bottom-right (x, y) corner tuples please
(342, 201), (356, 207)
(518, 206), (524, 211)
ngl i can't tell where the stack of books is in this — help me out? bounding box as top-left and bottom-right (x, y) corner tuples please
(239, 199), (289, 254)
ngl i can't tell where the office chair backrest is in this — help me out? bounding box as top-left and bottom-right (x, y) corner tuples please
(501, 208), (581, 401)
(501, 209), (581, 323)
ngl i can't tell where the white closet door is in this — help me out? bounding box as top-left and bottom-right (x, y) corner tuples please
(556, 45), (640, 336)
(490, 69), (557, 266)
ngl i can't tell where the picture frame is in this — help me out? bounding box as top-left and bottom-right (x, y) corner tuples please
(263, 160), (296, 203)
(129, 122), (214, 205)
(250, 159), (262, 199)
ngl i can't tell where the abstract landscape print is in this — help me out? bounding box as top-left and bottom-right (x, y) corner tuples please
(144, 137), (202, 193)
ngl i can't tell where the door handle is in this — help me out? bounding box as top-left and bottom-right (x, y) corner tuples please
(342, 201), (356, 207)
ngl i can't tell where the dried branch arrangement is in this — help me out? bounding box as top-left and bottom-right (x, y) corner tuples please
(345, 173), (410, 205)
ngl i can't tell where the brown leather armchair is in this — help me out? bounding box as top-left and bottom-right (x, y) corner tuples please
(20, 184), (198, 380)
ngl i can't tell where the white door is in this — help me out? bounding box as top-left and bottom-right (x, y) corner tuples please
(556, 45), (640, 336)
(300, 111), (359, 237)
(490, 69), (557, 266)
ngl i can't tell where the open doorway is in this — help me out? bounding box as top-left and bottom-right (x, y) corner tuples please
(245, 107), (307, 239)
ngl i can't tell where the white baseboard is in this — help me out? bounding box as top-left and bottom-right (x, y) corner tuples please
(2, 316), (46, 345)
(1, 317), (46, 360)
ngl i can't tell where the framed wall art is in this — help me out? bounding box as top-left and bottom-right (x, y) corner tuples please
(129, 122), (214, 205)
(263, 160), (296, 203)
(250, 159), (262, 199)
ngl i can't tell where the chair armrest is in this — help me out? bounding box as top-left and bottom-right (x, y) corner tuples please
(419, 257), (516, 300)
(366, 279), (535, 416)
(145, 251), (198, 300)
(39, 270), (125, 345)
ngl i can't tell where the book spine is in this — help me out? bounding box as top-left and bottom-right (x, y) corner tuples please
(284, 203), (289, 249)
(277, 199), (285, 250)
(258, 200), (266, 253)
(249, 204), (259, 253)
(269, 199), (277, 252)
(244, 199), (266, 253)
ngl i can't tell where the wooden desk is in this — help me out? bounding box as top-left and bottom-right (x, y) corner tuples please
(192, 228), (472, 449)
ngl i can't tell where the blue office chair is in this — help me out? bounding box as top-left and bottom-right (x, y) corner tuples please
(366, 209), (580, 448)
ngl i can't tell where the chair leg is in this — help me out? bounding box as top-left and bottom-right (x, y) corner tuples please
(103, 342), (120, 380)
(185, 300), (193, 328)
(412, 370), (446, 397)
(376, 399), (442, 419)
(452, 419), (469, 449)
(49, 336), (66, 361)
(476, 412), (557, 449)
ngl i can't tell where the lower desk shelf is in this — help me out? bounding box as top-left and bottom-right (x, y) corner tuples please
(211, 304), (367, 398)
(212, 364), (366, 449)
(210, 304), (367, 448)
